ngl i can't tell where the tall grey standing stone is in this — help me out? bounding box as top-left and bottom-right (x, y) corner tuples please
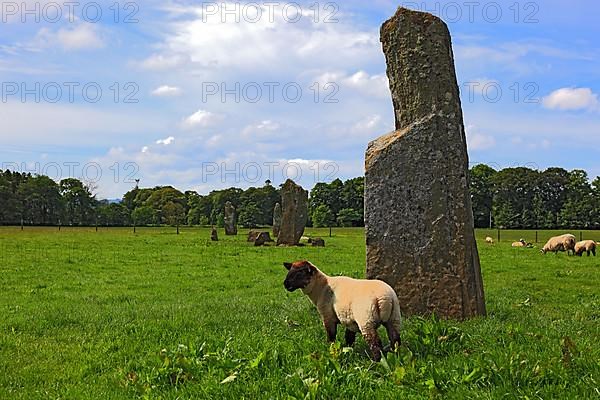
(272, 203), (282, 237)
(276, 180), (308, 246)
(365, 7), (485, 319)
(224, 201), (237, 236)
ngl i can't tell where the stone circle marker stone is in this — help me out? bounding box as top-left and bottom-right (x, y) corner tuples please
(224, 201), (237, 236)
(276, 180), (308, 246)
(365, 7), (486, 319)
(254, 231), (273, 247)
(211, 227), (219, 241)
(272, 203), (282, 237)
(247, 230), (259, 242)
(308, 237), (325, 247)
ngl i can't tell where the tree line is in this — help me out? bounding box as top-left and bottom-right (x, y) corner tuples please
(0, 170), (364, 228)
(470, 165), (600, 229)
(1, 165), (599, 229)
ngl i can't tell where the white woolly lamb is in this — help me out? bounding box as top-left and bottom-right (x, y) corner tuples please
(283, 260), (401, 362)
(575, 240), (596, 257)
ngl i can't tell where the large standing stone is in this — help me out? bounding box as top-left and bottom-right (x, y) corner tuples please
(272, 203), (282, 237)
(365, 7), (485, 319)
(224, 201), (237, 235)
(276, 180), (308, 246)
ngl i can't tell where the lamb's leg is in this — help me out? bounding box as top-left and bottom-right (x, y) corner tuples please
(359, 324), (382, 362)
(384, 321), (401, 351)
(323, 319), (337, 342)
(344, 329), (356, 347)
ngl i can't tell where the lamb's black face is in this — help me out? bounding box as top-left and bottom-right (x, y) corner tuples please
(283, 261), (315, 292)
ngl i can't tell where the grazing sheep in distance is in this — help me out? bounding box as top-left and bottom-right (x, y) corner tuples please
(541, 234), (576, 255)
(283, 260), (401, 362)
(485, 237), (494, 244)
(575, 240), (596, 257)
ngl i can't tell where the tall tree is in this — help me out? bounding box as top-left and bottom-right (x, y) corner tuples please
(469, 164), (496, 228)
(60, 178), (96, 225)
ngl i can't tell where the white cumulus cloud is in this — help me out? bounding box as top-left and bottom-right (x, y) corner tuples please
(542, 87), (599, 111)
(151, 85), (182, 97)
(34, 23), (104, 51)
(156, 136), (175, 145)
(182, 109), (223, 129)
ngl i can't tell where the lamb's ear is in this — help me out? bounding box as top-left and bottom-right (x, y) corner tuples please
(306, 262), (316, 274)
(283, 262), (293, 271)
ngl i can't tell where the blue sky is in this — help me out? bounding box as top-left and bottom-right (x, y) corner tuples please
(1, 0), (599, 198)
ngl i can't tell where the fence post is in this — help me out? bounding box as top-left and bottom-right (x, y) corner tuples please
(580, 231), (583, 242)
(535, 231), (538, 243)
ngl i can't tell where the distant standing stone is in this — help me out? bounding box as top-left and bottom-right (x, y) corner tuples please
(276, 180), (308, 246)
(272, 202), (282, 237)
(254, 231), (273, 247)
(365, 7), (486, 319)
(224, 201), (237, 235)
(308, 237), (325, 247)
(247, 230), (259, 242)
(211, 227), (219, 241)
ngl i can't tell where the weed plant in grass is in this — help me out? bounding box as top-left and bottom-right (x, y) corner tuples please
(0, 227), (598, 399)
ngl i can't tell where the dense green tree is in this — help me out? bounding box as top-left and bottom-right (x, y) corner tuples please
(492, 167), (540, 228)
(97, 202), (131, 226)
(336, 208), (363, 227)
(312, 204), (335, 228)
(238, 202), (262, 228)
(18, 175), (63, 225)
(162, 201), (186, 227)
(469, 164), (496, 228)
(59, 178), (96, 225)
(0, 173), (20, 224)
(132, 206), (155, 226)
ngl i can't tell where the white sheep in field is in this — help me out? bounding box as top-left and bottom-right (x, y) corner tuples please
(283, 260), (401, 362)
(574, 240), (596, 257)
(485, 237), (494, 244)
(512, 239), (527, 247)
(541, 234), (576, 255)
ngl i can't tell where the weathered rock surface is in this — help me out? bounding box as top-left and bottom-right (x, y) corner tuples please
(308, 237), (325, 247)
(254, 231), (273, 247)
(211, 227), (219, 241)
(224, 201), (237, 235)
(365, 7), (485, 319)
(272, 203), (282, 237)
(247, 230), (259, 242)
(276, 180), (308, 246)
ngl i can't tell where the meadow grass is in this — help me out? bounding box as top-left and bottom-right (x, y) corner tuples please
(0, 226), (598, 399)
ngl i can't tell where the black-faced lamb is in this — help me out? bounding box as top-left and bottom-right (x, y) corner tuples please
(283, 260), (401, 362)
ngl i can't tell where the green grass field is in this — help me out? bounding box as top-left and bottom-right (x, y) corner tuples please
(1, 227), (599, 399)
